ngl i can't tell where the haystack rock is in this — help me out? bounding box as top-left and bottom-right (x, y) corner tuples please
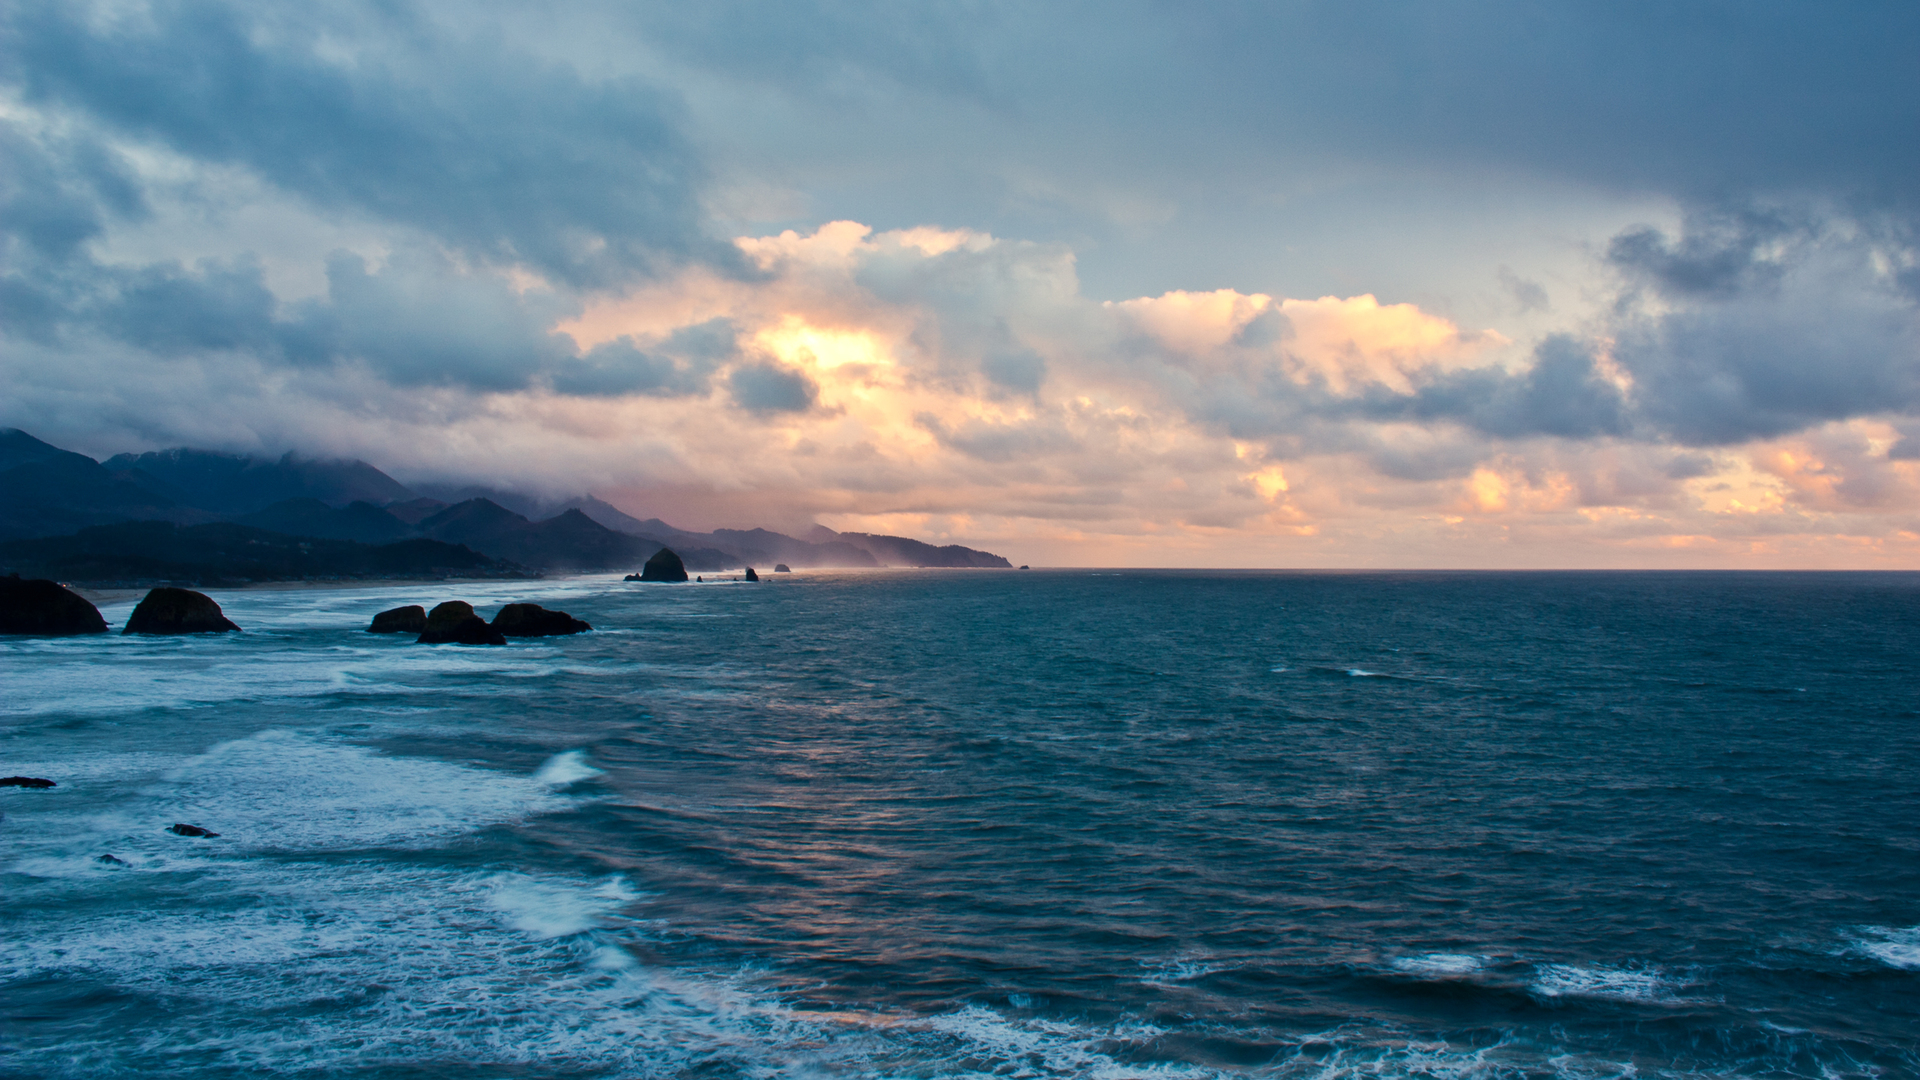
(639, 547), (688, 582)
(124, 588), (240, 635)
(491, 603), (591, 637)
(744, 567), (759, 581)
(417, 600), (506, 645)
(369, 605), (427, 633)
(0, 576), (109, 636)
(774, 564), (791, 573)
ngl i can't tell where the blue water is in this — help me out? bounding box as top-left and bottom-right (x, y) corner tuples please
(3, 570), (1917, 1078)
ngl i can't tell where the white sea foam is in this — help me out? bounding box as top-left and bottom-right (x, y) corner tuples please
(1854, 925), (1920, 968)
(139, 731), (584, 851)
(1391, 953), (1488, 976)
(534, 748), (604, 787)
(1139, 954), (1225, 984)
(1530, 963), (1680, 1003)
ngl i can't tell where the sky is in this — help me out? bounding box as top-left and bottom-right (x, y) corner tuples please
(3, 0), (1918, 567)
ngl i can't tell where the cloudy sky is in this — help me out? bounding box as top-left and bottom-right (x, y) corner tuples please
(4, 1), (1917, 566)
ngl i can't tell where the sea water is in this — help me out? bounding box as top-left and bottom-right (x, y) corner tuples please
(2, 570), (1916, 1078)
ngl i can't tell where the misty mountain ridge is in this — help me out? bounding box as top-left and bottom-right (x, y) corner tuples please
(0, 429), (1012, 574)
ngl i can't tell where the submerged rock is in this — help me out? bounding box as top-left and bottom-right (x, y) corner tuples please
(491, 603), (591, 637)
(639, 547), (689, 582)
(774, 564), (791, 573)
(1, 776), (56, 789)
(744, 567), (759, 582)
(417, 600), (506, 645)
(0, 576), (109, 636)
(97, 853), (128, 866)
(168, 823), (219, 837)
(124, 587), (240, 635)
(369, 604), (427, 634)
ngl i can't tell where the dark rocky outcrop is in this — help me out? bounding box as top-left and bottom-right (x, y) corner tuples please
(774, 564), (791, 573)
(124, 587), (239, 635)
(168, 823), (220, 837)
(1, 776), (56, 789)
(491, 603), (591, 637)
(638, 547), (688, 582)
(0, 576), (109, 635)
(744, 567), (759, 581)
(369, 604), (427, 633)
(417, 600), (506, 645)
(97, 853), (128, 865)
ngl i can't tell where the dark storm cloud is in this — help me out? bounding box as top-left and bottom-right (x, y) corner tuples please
(2, 0), (721, 287)
(1604, 215), (1920, 445)
(548, 319), (739, 398)
(1388, 336), (1630, 440)
(728, 363), (819, 413)
(626, 0), (1919, 210)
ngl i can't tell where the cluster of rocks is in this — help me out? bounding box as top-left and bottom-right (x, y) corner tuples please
(622, 547), (771, 583)
(2, 576), (592, 647)
(368, 600), (591, 645)
(0, 576), (239, 636)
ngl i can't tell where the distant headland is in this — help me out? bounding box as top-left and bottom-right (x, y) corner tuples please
(0, 428), (1012, 586)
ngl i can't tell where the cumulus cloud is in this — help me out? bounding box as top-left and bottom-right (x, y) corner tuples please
(1, 1), (1916, 566)
(1606, 211), (1920, 445)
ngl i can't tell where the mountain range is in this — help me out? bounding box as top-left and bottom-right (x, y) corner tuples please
(0, 429), (1011, 582)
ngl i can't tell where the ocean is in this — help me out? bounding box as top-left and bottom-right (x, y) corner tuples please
(3, 569), (1917, 1078)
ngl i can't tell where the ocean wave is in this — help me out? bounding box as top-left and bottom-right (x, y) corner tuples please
(1853, 925), (1920, 969)
(128, 732), (589, 851)
(1139, 953), (1228, 984)
(1529, 963), (1687, 1004)
(1390, 953), (1489, 977)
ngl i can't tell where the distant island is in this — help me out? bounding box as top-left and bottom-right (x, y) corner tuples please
(0, 429), (1012, 585)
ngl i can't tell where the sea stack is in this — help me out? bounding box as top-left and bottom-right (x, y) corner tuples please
(639, 547), (689, 582)
(744, 567), (759, 582)
(0, 576), (108, 636)
(369, 605), (427, 633)
(123, 588), (240, 635)
(416, 601), (506, 645)
(774, 564), (791, 573)
(491, 603), (591, 637)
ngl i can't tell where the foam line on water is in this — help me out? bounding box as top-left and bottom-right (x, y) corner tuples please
(1391, 953), (1489, 976)
(1529, 963), (1688, 1003)
(1854, 925), (1920, 969)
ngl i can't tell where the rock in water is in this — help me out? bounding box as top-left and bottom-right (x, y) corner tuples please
(491, 603), (591, 637)
(168, 823), (220, 837)
(0, 576), (109, 636)
(1, 776), (56, 789)
(745, 567), (759, 581)
(369, 604), (427, 633)
(417, 600), (506, 645)
(639, 547), (689, 582)
(123, 588), (240, 635)
(97, 853), (128, 866)
(622, 573), (641, 581)
(774, 564), (791, 573)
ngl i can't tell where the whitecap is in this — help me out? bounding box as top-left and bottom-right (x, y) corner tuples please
(1391, 952), (1488, 976)
(1139, 954), (1224, 984)
(486, 872), (637, 939)
(139, 730), (581, 852)
(1854, 925), (1920, 969)
(1531, 963), (1679, 1003)
(534, 749), (604, 787)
